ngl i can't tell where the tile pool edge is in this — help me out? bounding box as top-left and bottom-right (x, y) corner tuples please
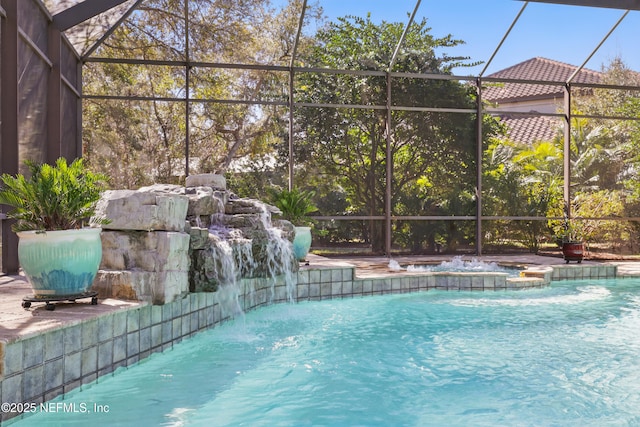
(0, 262), (620, 423)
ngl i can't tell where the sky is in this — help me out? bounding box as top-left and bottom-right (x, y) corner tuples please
(305, 0), (640, 76)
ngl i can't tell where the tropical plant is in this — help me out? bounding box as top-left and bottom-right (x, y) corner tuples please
(481, 137), (564, 252)
(547, 199), (584, 246)
(554, 218), (583, 244)
(270, 188), (318, 226)
(0, 157), (109, 232)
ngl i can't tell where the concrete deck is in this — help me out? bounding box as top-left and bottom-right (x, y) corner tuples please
(305, 253), (640, 277)
(1, 253), (640, 344)
(0, 274), (141, 344)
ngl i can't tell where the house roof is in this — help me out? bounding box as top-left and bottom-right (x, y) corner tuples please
(499, 115), (562, 145)
(483, 57), (602, 103)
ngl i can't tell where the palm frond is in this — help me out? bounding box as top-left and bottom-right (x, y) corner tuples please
(0, 157), (109, 232)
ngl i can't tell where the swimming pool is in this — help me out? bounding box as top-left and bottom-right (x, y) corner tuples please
(12, 278), (640, 426)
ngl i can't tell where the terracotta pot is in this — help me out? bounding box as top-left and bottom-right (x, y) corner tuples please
(562, 242), (584, 264)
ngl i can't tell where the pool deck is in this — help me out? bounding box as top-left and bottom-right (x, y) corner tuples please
(0, 274), (141, 343)
(2, 253), (640, 344)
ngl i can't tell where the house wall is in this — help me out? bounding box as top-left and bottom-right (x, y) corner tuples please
(490, 98), (562, 115)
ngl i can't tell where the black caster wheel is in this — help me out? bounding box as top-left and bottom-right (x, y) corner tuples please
(22, 291), (98, 310)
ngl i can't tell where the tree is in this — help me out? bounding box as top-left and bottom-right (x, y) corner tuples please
(293, 15), (495, 253)
(570, 58), (640, 194)
(187, 0), (322, 175)
(83, 0), (320, 188)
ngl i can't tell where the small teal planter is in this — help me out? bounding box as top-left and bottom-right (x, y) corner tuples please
(292, 226), (312, 261)
(17, 228), (102, 297)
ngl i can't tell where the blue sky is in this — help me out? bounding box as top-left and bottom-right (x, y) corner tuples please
(308, 0), (640, 76)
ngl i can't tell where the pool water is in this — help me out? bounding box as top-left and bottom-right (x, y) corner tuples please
(13, 279), (640, 426)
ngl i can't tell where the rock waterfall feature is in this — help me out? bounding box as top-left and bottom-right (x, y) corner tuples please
(92, 174), (298, 307)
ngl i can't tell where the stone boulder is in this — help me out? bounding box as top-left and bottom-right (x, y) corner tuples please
(94, 231), (190, 304)
(93, 270), (187, 305)
(92, 185), (191, 304)
(100, 231), (190, 272)
(185, 173), (226, 190)
(184, 186), (219, 216)
(94, 188), (188, 232)
(189, 226), (210, 250)
(225, 197), (280, 215)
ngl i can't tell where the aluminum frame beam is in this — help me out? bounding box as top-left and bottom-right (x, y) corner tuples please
(1, 0), (20, 273)
(520, 0), (640, 10)
(82, 0), (145, 60)
(567, 9), (630, 83)
(480, 2), (528, 77)
(288, 0), (307, 191)
(53, 0), (131, 31)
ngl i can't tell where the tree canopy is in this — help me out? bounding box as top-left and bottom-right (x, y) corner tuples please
(292, 15), (499, 252)
(80, 2), (640, 254)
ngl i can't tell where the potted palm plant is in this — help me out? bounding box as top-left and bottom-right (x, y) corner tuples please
(0, 158), (108, 308)
(270, 188), (318, 261)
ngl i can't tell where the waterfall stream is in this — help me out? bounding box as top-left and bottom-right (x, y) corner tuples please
(203, 196), (297, 318)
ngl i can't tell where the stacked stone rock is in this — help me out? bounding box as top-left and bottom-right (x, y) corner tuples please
(91, 174), (295, 304)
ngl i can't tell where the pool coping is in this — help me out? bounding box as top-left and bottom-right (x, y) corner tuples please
(0, 255), (637, 423)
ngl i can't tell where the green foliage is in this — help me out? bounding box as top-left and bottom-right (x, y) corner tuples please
(293, 14), (493, 252)
(552, 217), (583, 244)
(479, 57), (640, 253)
(269, 188), (318, 226)
(83, 0), (321, 188)
(482, 137), (564, 252)
(76, 3), (640, 254)
(0, 158), (109, 232)
(569, 59), (640, 195)
(575, 190), (629, 245)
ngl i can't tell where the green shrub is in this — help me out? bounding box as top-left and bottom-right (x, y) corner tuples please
(269, 188), (317, 226)
(0, 157), (109, 232)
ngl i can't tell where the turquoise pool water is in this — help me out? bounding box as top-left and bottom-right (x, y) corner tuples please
(13, 279), (640, 426)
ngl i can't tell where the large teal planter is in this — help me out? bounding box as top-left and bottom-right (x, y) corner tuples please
(293, 226), (312, 261)
(17, 228), (102, 297)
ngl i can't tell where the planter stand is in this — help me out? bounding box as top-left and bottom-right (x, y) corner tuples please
(21, 291), (99, 311)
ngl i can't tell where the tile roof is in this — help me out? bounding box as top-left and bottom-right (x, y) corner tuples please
(483, 57), (602, 103)
(499, 115), (563, 145)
